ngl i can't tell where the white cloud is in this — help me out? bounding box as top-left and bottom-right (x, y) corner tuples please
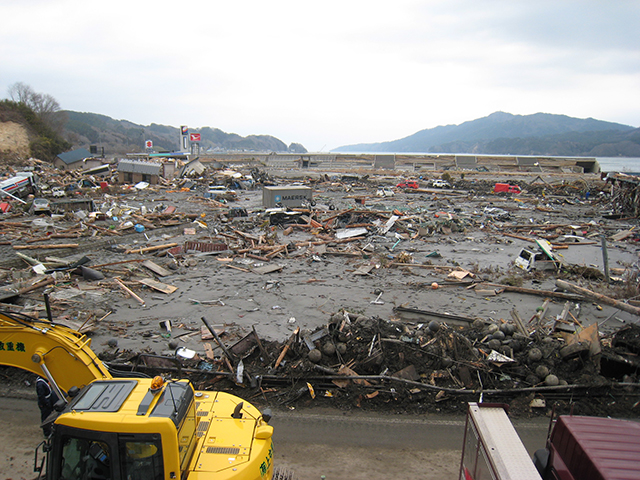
(1, 0), (638, 151)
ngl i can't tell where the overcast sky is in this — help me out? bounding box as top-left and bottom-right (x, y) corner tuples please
(1, 0), (639, 152)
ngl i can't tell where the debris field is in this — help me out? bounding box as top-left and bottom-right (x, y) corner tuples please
(1, 160), (640, 418)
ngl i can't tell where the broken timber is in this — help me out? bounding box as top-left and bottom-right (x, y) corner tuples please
(556, 279), (640, 317)
(393, 306), (476, 327)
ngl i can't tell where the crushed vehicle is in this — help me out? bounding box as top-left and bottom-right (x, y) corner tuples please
(205, 185), (238, 202)
(0, 172), (38, 200)
(376, 186), (395, 197)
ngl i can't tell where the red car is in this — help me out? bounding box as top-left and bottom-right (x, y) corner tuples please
(396, 180), (419, 189)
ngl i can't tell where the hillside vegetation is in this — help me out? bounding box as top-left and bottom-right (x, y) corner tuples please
(64, 111), (307, 155)
(335, 112), (640, 157)
(0, 100), (71, 163)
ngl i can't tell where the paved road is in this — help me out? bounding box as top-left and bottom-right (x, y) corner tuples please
(270, 407), (549, 479)
(0, 397), (549, 480)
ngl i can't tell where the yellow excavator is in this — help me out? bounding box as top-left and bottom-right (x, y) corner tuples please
(0, 309), (284, 480)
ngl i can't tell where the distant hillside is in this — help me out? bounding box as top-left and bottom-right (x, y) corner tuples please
(0, 100), (71, 163)
(63, 111), (307, 155)
(334, 112), (639, 157)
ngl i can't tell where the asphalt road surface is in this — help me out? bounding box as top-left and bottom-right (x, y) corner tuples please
(0, 396), (549, 480)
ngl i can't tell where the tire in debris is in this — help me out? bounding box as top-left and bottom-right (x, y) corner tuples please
(492, 331), (506, 341)
(535, 365), (550, 379)
(528, 348), (543, 362)
(322, 343), (336, 356)
(545, 374), (559, 386)
(308, 349), (322, 363)
(500, 323), (516, 335)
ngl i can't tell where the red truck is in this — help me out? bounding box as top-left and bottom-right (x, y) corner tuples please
(494, 183), (521, 194)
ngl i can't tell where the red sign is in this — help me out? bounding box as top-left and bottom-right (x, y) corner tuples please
(190, 133), (201, 142)
(145, 140), (153, 148)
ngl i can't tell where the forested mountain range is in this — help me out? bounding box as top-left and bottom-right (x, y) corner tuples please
(63, 111), (307, 155)
(334, 112), (640, 157)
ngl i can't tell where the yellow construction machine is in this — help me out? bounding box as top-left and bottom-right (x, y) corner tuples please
(0, 309), (283, 480)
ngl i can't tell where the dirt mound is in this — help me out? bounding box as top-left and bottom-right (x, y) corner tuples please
(0, 121), (31, 161)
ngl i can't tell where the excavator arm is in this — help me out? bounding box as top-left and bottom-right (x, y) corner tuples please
(0, 309), (112, 395)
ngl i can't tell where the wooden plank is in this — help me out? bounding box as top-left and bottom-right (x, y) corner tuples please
(124, 243), (178, 254)
(141, 260), (172, 277)
(253, 264), (283, 275)
(203, 343), (215, 360)
(200, 325), (225, 340)
(138, 277), (177, 294)
(114, 277), (145, 306)
(274, 327), (299, 368)
(13, 243), (79, 250)
(611, 229), (634, 242)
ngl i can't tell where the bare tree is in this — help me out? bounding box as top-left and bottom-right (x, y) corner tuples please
(7, 82), (35, 104)
(7, 82), (66, 134)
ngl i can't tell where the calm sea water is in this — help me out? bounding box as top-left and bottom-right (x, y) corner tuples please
(596, 157), (640, 173)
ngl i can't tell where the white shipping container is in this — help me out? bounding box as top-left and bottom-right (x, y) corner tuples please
(262, 186), (312, 208)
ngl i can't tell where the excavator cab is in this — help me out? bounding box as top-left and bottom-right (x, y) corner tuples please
(1, 310), (276, 480)
(48, 429), (164, 480)
(39, 377), (193, 480)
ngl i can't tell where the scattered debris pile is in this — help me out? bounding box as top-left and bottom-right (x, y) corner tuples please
(95, 309), (640, 418)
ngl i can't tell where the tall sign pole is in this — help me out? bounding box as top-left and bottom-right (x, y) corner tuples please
(180, 126), (189, 151)
(189, 133), (201, 155)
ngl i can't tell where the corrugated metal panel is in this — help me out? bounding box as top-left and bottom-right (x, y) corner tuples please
(184, 241), (228, 253)
(552, 416), (640, 480)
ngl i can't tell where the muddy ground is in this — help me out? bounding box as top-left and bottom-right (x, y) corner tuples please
(1, 167), (640, 478)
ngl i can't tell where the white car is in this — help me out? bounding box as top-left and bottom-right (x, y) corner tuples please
(30, 198), (51, 215)
(207, 185), (237, 199)
(431, 179), (451, 189)
(376, 186), (395, 197)
(51, 186), (66, 197)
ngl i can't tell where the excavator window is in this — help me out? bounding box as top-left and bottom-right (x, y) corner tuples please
(59, 437), (111, 480)
(119, 436), (164, 480)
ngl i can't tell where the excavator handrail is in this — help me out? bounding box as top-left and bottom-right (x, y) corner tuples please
(0, 309), (112, 394)
(0, 309), (95, 351)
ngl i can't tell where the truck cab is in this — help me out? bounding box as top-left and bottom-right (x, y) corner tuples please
(533, 415), (640, 480)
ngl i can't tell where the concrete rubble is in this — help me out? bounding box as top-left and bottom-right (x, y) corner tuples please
(1, 159), (640, 416)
